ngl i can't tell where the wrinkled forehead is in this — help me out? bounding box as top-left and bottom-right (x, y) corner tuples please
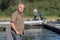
(18, 3), (25, 8)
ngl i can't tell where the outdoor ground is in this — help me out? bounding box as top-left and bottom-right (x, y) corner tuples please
(0, 16), (60, 22)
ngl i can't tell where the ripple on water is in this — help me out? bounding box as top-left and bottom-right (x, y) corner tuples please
(24, 28), (60, 40)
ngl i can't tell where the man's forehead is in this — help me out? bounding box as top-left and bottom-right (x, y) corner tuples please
(18, 3), (24, 7)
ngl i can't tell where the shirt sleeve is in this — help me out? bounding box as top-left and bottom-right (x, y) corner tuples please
(10, 13), (17, 23)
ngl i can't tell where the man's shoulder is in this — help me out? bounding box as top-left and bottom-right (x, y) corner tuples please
(12, 11), (18, 15)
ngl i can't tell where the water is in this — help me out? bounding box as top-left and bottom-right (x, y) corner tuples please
(47, 30), (60, 40)
(0, 32), (6, 40)
(0, 21), (60, 40)
(24, 28), (60, 40)
(0, 27), (60, 40)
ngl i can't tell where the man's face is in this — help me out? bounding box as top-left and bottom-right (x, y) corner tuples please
(18, 4), (25, 13)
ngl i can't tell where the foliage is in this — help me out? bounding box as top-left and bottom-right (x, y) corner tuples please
(0, 0), (60, 17)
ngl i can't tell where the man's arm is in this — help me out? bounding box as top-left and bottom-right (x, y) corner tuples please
(10, 13), (21, 34)
(10, 22), (20, 34)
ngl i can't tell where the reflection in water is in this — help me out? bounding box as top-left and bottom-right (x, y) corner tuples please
(0, 32), (6, 40)
(24, 28), (48, 40)
(47, 30), (60, 40)
(0, 26), (60, 40)
(24, 27), (60, 40)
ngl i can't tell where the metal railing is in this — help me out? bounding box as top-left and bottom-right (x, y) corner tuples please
(0, 21), (13, 40)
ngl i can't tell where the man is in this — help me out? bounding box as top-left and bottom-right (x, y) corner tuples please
(33, 8), (38, 20)
(10, 3), (25, 40)
(40, 11), (44, 20)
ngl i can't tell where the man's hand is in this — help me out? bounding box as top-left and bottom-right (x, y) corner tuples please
(10, 22), (22, 35)
(15, 30), (22, 35)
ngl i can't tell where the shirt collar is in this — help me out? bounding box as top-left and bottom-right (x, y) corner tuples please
(16, 10), (23, 17)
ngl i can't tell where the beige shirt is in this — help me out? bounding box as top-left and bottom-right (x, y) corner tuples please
(10, 10), (24, 33)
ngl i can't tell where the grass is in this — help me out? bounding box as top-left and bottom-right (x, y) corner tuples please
(0, 16), (10, 21)
(0, 15), (60, 22)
